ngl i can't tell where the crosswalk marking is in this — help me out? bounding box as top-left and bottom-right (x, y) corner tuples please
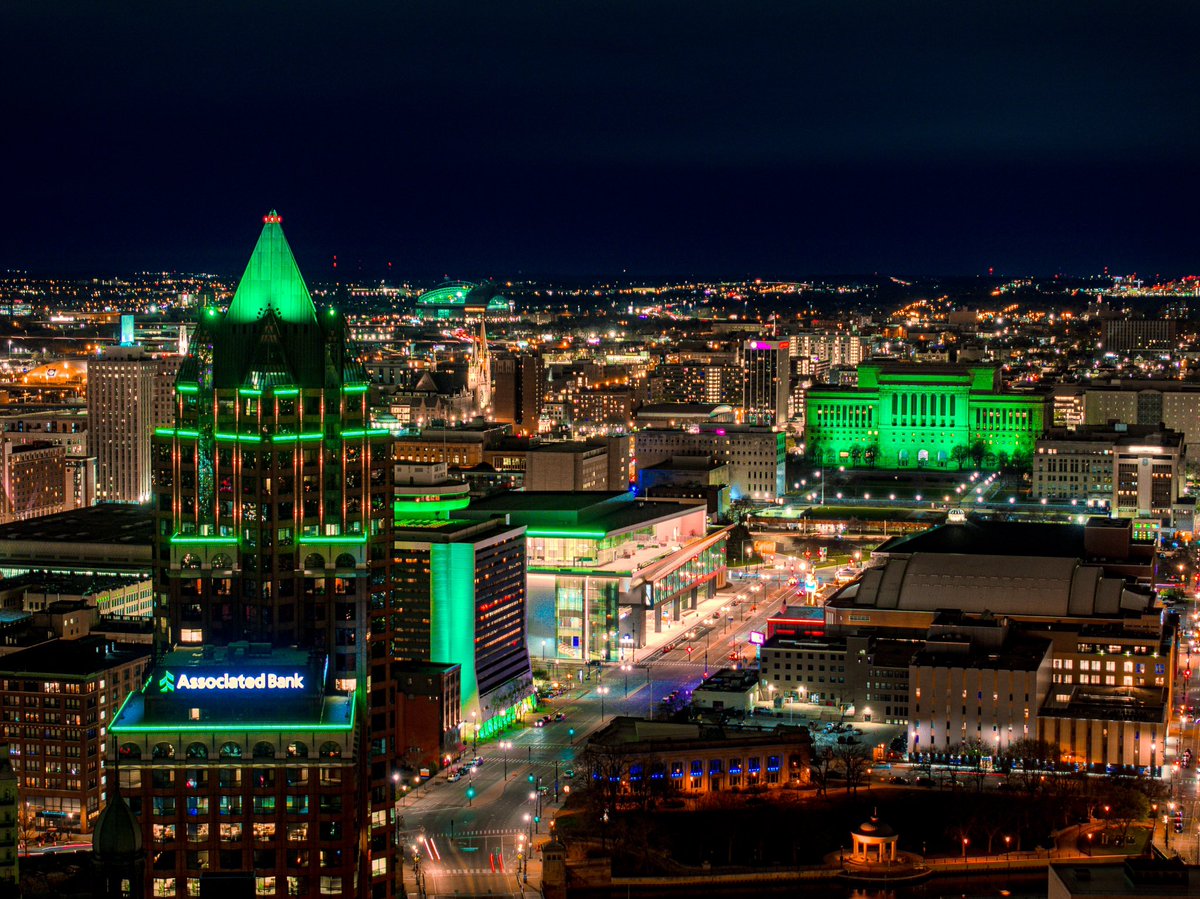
(450, 828), (522, 837)
(430, 867), (510, 876)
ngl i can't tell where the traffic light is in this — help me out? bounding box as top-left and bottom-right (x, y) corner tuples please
(528, 774), (535, 784)
(568, 728), (575, 740)
(466, 785), (476, 801)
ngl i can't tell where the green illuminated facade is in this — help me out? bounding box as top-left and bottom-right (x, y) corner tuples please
(804, 363), (1049, 470)
(148, 213), (398, 898)
(391, 465), (533, 742)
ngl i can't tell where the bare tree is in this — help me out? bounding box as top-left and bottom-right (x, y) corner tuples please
(810, 746), (836, 797)
(17, 800), (39, 856)
(836, 741), (871, 796)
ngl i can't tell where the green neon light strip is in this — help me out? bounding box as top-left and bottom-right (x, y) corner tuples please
(393, 496), (471, 515)
(342, 384), (369, 395)
(169, 534), (238, 546)
(341, 428), (391, 438)
(525, 529), (607, 540)
(214, 432), (263, 444)
(176, 383), (199, 394)
(298, 534), (368, 545)
(271, 432), (324, 444)
(238, 387), (263, 397)
(155, 428), (201, 439)
(273, 388), (300, 397)
(110, 689), (356, 734)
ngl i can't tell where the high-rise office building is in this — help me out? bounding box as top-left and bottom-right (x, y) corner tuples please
(137, 212), (398, 898)
(87, 347), (180, 503)
(491, 352), (544, 435)
(741, 339), (790, 426)
(392, 463), (533, 747)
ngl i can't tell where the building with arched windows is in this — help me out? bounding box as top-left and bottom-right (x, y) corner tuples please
(804, 363), (1049, 470)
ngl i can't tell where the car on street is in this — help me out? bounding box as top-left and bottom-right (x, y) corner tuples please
(554, 712), (566, 721)
(471, 757), (483, 767)
(914, 776), (936, 787)
(888, 775), (909, 784)
(446, 771), (462, 782)
(563, 769), (575, 779)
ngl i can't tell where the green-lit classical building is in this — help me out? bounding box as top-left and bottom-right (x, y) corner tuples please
(804, 362), (1050, 470)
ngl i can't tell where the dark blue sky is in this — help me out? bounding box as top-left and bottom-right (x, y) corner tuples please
(3, 1), (1198, 279)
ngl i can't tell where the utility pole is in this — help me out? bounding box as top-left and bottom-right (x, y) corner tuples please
(554, 761), (559, 802)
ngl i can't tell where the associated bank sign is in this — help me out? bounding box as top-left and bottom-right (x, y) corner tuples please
(158, 670), (304, 693)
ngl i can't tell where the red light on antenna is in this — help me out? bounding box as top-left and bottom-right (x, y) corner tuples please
(263, 213), (283, 224)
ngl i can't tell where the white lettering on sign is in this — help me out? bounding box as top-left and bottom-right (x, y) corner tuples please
(173, 672), (305, 691)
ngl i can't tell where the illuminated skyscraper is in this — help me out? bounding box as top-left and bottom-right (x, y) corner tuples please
(741, 339), (790, 426)
(135, 213), (398, 898)
(87, 346), (180, 502)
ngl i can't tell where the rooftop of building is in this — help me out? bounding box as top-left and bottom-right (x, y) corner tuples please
(527, 441), (606, 455)
(874, 516), (1149, 562)
(0, 570), (147, 596)
(640, 455), (725, 472)
(1040, 423), (1184, 448)
(0, 503), (152, 546)
(694, 667), (760, 694)
(587, 715), (811, 752)
(636, 403), (735, 417)
(460, 490), (699, 535)
(911, 633), (1051, 672)
(1050, 857), (1198, 895)
(1040, 685), (1167, 725)
(112, 644), (354, 733)
(393, 516), (522, 541)
(0, 635), (150, 678)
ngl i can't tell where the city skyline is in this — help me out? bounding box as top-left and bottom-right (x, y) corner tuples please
(3, 2), (1199, 278)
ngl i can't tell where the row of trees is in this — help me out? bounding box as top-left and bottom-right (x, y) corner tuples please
(807, 440), (1030, 471)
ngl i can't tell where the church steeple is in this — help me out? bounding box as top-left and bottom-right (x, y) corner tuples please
(225, 211), (318, 325)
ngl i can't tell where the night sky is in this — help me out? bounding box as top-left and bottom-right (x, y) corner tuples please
(4, 1), (1198, 279)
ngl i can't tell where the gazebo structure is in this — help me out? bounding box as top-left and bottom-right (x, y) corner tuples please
(850, 814), (899, 864)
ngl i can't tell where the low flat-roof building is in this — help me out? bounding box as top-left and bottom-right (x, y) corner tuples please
(807, 516), (1173, 771)
(0, 504), (153, 575)
(692, 667), (760, 715)
(460, 492), (728, 662)
(584, 716), (811, 795)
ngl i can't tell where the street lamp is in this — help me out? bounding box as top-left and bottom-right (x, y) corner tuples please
(598, 685), (609, 722)
(620, 663), (632, 697)
(961, 838), (969, 862)
(471, 710), (478, 753)
(391, 771), (400, 845)
(541, 638), (547, 661)
(500, 740), (512, 781)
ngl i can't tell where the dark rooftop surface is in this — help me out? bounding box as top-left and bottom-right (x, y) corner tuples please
(877, 518), (1144, 560)
(0, 504), (153, 545)
(912, 634), (1051, 672)
(0, 635), (150, 677)
(462, 491), (698, 532)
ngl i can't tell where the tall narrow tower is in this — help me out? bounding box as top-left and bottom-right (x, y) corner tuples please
(149, 213), (397, 896)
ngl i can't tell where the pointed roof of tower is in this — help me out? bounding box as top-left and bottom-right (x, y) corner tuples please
(225, 212), (318, 325)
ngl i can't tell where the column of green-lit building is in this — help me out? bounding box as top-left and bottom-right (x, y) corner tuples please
(146, 213), (399, 898)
